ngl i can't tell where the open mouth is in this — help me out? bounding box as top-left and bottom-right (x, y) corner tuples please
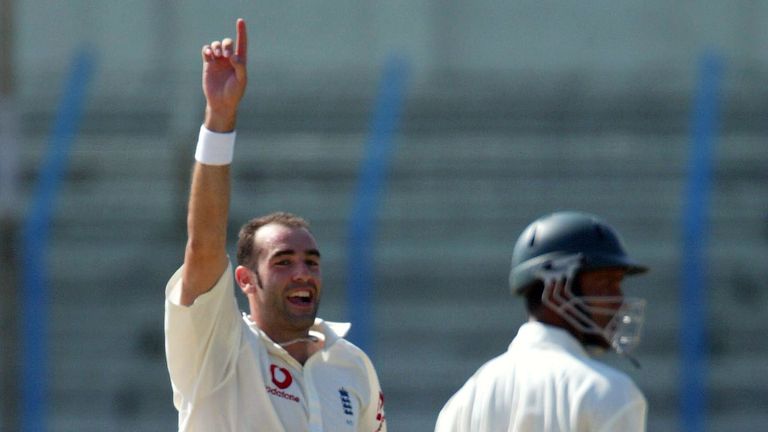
(287, 290), (314, 306)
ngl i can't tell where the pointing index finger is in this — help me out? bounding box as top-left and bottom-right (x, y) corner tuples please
(235, 18), (248, 62)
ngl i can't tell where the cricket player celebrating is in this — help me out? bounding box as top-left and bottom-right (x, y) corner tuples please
(435, 211), (648, 432)
(164, 19), (386, 432)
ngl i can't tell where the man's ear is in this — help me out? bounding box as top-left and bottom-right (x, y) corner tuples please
(235, 265), (259, 295)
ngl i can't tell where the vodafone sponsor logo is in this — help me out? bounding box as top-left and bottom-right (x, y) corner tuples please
(266, 364), (300, 403)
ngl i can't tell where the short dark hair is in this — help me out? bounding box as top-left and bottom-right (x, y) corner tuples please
(236, 212), (311, 268)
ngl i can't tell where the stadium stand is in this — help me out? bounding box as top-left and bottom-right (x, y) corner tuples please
(16, 84), (768, 431)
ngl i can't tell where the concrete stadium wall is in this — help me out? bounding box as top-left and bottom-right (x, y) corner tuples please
(13, 0), (768, 103)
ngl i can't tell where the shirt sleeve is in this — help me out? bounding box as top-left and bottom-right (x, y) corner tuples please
(358, 353), (387, 432)
(164, 262), (242, 407)
(434, 376), (477, 432)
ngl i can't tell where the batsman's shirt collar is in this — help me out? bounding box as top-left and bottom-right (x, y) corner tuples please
(511, 320), (589, 358)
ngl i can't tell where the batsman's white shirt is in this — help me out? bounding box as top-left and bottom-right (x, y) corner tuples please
(165, 264), (386, 432)
(435, 321), (646, 432)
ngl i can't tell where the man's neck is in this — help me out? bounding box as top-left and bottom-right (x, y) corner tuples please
(250, 316), (324, 365)
(280, 338), (324, 365)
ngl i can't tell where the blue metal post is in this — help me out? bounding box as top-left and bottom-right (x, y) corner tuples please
(20, 49), (95, 432)
(681, 52), (722, 432)
(347, 56), (408, 353)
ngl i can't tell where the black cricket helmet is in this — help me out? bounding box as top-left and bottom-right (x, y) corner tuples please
(509, 211), (647, 295)
(508, 211), (649, 356)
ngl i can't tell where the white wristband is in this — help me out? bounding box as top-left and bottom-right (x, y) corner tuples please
(195, 125), (236, 165)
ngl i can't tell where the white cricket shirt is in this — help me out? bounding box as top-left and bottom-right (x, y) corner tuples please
(164, 264), (386, 432)
(435, 321), (646, 432)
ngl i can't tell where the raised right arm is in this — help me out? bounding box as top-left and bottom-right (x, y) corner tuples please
(180, 19), (248, 306)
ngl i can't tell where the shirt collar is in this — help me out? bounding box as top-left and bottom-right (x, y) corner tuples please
(510, 320), (589, 359)
(312, 318), (351, 344)
(243, 315), (351, 354)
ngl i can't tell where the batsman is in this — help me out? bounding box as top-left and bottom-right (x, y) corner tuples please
(435, 211), (648, 432)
